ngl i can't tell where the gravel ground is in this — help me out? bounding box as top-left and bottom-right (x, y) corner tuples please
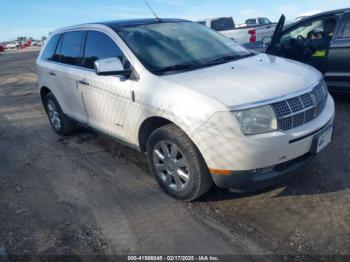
(0, 50), (349, 259)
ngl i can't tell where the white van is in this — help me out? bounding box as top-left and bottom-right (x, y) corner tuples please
(36, 19), (334, 201)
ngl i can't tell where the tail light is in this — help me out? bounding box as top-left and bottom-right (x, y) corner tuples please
(248, 29), (256, 43)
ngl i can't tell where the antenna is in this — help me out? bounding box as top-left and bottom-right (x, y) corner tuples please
(145, 1), (161, 22)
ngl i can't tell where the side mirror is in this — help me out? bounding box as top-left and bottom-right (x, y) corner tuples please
(262, 36), (272, 45)
(94, 58), (132, 77)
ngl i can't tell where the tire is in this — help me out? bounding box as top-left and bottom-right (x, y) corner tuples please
(45, 93), (76, 136)
(147, 124), (213, 201)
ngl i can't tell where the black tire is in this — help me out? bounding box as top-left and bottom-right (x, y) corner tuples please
(45, 93), (76, 136)
(147, 124), (213, 201)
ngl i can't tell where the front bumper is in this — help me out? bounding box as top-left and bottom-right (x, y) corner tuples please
(211, 153), (313, 192)
(211, 119), (333, 192)
(190, 95), (335, 191)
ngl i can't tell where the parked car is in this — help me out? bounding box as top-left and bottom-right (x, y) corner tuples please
(36, 19), (335, 200)
(238, 17), (273, 28)
(26, 40), (32, 47)
(264, 8), (350, 92)
(6, 42), (18, 49)
(31, 41), (43, 47)
(0, 44), (5, 53)
(197, 17), (276, 47)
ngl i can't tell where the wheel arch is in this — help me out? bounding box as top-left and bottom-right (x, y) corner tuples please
(40, 86), (52, 113)
(138, 116), (173, 152)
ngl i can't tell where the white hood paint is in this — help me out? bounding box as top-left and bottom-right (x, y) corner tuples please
(162, 54), (322, 108)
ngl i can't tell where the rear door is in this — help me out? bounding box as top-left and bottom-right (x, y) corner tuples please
(51, 31), (88, 123)
(325, 13), (350, 90)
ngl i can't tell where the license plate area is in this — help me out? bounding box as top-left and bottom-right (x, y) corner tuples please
(311, 126), (333, 154)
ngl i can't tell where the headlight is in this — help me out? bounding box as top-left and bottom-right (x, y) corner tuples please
(234, 105), (278, 135)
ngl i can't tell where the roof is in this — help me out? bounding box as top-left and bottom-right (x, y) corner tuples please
(50, 18), (190, 36)
(98, 18), (189, 29)
(284, 8), (350, 29)
(299, 8), (350, 21)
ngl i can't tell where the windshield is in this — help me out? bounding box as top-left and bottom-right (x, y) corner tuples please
(116, 21), (253, 74)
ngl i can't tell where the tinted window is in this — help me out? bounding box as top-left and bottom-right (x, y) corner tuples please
(259, 18), (271, 25)
(83, 31), (124, 69)
(52, 35), (63, 62)
(246, 19), (256, 25)
(60, 31), (84, 66)
(342, 16), (350, 38)
(211, 18), (235, 31)
(197, 21), (206, 26)
(41, 34), (60, 60)
(281, 18), (337, 42)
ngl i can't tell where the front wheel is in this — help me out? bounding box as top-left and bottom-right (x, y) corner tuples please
(147, 124), (213, 201)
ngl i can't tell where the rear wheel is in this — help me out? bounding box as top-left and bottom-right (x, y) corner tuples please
(147, 124), (213, 201)
(45, 93), (76, 136)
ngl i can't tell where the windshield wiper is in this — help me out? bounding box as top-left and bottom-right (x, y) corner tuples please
(205, 53), (255, 66)
(154, 53), (256, 74)
(154, 63), (201, 73)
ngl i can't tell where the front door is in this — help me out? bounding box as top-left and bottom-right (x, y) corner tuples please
(325, 13), (350, 90)
(78, 30), (134, 141)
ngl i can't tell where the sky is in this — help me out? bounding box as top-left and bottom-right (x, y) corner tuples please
(0, 0), (349, 41)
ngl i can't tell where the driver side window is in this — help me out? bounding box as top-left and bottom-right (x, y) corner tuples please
(282, 20), (323, 42)
(281, 17), (336, 43)
(82, 31), (129, 70)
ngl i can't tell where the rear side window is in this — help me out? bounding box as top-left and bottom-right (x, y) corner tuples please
(52, 35), (63, 62)
(59, 31), (84, 66)
(259, 18), (271, 25)
(341, 16), (350, 38)
(82, 31), (125, 69)
(41, 34), (60, 60)
(246, 19), (256, 25)
(211, 18), (235, 31)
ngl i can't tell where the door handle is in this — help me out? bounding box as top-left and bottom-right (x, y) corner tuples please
(49, 72), (56, 76)
(78, 80), (90, 86)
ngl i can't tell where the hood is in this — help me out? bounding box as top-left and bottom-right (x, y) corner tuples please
(161, 53), (322, 108)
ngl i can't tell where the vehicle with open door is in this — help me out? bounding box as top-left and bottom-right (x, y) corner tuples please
(264, 8), (350, 92)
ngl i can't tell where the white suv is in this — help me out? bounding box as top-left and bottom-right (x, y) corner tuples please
(36, 19), (335, 201)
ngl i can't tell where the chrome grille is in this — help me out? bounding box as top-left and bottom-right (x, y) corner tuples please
(272, 82), (328, 131)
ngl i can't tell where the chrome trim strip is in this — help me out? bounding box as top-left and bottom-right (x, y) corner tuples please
(272, 83), (328, 131)
(230, 80), (321, 111)
(280, 105), (315, 119)
(40, 59), (95, 72)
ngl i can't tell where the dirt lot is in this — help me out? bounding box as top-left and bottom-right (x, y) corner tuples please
(1, 50), (350, 258)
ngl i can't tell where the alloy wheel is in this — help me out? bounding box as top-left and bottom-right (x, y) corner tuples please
(153, 140), (190, 192)
(47, 100), (62, 131)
